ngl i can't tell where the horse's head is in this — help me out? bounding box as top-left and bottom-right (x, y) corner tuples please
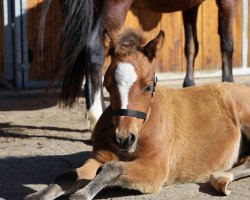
(103, 29), (165, 152)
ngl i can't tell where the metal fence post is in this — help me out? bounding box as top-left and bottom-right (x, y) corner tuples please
(13, 0), (23, 89)
(21, 0), (29, 89)
(3, 0), (14, 87)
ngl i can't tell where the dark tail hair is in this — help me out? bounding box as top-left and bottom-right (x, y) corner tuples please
(39, 0), (96, 106)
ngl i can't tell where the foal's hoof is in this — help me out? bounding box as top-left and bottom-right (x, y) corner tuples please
(24, 193), (41, 200)
(210, 171), (234, 195)
(183, 78), (195, 88)
(69, 191), (90, 200)
(23, 184), (63, 200)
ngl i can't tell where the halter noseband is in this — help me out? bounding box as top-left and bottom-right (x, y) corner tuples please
(111, 75), (158, 121)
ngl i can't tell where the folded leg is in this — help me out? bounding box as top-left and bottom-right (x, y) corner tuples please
(210, 156), (250, 195)
(69, 159), (165, 200)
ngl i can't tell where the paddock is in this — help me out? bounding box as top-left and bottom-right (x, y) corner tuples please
(0, 76), (249, 200)
(0, 0), (250, 199)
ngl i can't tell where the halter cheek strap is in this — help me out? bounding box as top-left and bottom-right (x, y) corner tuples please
(111, 75), (158, 121)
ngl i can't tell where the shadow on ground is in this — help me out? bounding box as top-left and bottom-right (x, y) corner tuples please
(0, 90), (60, 111)
(0, 152), (90, 200)
(0, 122), (90, 143)
(0, 152), (143, 200)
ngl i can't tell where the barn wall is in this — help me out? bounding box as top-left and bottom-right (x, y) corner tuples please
(248, 0), (250, 67)
(0, 0), (3, 74)
(25, 0), (244, 80)
(27, 0), (62, 81)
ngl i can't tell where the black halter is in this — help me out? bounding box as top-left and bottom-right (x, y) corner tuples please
(111, 109), (147, 120)
(111, 75), (158, 121)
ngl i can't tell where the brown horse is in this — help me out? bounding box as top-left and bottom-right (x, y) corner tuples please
(40, 0), (237, 128)
(25, 29), (250, 200)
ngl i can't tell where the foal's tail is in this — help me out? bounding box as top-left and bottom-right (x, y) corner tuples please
(39, 0), (96, 106)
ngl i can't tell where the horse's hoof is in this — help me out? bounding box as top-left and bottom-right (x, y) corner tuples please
(183, 78), (195, 88)
(222, 76), (234, 83)
(210, 171), (233, 196)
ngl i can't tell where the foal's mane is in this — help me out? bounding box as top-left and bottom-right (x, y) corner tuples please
(113, 29), (146, 55)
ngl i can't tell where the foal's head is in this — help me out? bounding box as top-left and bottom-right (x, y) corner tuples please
(103, 29), (165, 152)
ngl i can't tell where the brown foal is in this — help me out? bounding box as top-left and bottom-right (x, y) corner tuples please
(25, 29), (250, 200)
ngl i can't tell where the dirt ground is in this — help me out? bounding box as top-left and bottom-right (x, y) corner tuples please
(0, 76), (250, 200)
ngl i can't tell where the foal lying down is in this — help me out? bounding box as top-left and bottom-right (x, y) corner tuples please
(25, 30), (250, 200)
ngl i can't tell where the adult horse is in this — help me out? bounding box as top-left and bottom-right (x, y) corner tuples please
(25, 29), (249, 200)
(40, 0), (236, 127)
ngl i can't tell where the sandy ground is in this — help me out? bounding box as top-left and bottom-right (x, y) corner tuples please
(0, 77), (250, 200)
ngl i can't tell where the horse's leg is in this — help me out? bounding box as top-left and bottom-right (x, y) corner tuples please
(210, 156), (250, 195)
(69, 159), (165, 200)
(85, 0), (133, 130)
(216, 0), (236, 82)
(24, 158), (101, 200)
(85, 17), (106, 131)
(182, 5), (199, 87)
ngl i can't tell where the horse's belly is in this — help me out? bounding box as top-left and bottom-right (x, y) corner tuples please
(132, 0), (206, 12)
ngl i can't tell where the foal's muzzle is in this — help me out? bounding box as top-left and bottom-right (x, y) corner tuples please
(113, 132), (137, 151)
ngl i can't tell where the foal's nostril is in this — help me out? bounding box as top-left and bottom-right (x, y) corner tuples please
(128, 133), (136, 146)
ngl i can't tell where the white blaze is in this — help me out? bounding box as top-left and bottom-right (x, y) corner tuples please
(115, 62), (138, 109)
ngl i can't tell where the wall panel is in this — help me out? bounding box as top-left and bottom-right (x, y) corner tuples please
(27, 0), (52, 80)
(0, 0), (3, 74)
(248, 0), (250, 67)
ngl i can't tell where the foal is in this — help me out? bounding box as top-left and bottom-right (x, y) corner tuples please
(25, 30), (250, 200)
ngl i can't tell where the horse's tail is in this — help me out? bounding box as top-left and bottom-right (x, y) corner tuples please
(39, 0), (96, 107)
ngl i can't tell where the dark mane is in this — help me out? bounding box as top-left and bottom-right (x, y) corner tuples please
(115, 29), (146, 54)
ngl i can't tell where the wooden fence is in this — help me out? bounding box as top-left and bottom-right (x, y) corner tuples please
(26, 0), (62, 81)
(0, 0), (249, 84)
(0, 0), (3, 74)
(249, 0), (250, 67)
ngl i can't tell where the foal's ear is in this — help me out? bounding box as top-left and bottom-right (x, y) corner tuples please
(142, 30), (165, 62)
(103, 30), (115, 57)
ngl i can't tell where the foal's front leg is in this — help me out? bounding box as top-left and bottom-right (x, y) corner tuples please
(24, 158), (102, 200)
(69, 159), (165, 200)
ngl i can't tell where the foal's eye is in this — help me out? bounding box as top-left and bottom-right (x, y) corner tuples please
(144, 83), (154, 93)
